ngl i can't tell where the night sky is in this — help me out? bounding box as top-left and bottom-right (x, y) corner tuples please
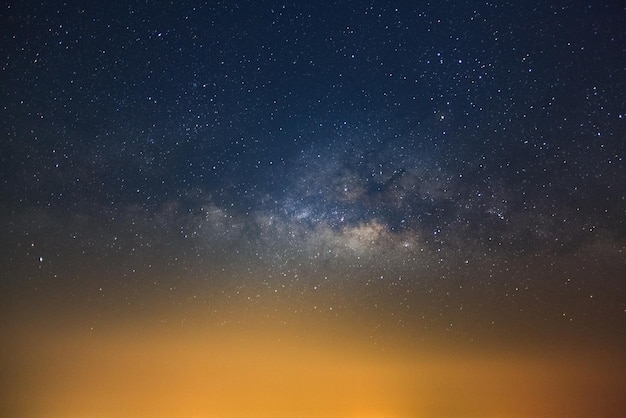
(1, 1), (625, 417)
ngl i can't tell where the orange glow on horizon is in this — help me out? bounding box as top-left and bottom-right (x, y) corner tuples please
(3, 307), (624, 418)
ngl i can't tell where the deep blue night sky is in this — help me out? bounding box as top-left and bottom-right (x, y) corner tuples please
(1, 2), (626, 416)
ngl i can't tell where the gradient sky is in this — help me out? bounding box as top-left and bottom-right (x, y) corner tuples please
(1, 1), (625, 417)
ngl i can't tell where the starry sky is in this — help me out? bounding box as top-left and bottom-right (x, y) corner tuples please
(1, 1), (626, 417)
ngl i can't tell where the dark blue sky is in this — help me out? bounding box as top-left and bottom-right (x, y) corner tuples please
(1, 0), (625, 339)
(3, 0), (624, 208)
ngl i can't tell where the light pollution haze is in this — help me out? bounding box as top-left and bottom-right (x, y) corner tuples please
(2, 263), (625, 418)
